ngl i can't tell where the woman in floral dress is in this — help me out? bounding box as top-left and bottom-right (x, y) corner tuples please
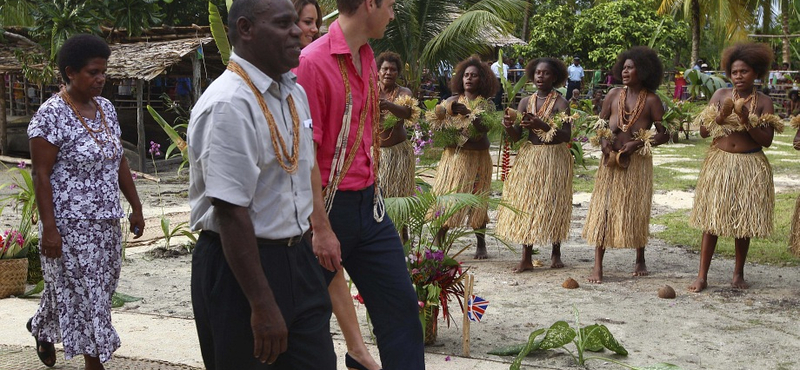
(27, 34), (144, 369)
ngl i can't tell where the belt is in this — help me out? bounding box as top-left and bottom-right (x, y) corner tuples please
(201, 230), (310, 247)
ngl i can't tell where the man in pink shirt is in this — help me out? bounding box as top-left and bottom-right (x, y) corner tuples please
(295, 0), (425, 369)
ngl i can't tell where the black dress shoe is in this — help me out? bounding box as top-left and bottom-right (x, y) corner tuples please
(345, 352), (381, 370)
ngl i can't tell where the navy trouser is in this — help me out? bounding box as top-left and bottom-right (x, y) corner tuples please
(192, 232), (336, 370)
(325, 186), (425, 370)
(567, 80), (581, 100)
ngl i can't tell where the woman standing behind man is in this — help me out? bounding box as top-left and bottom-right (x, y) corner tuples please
(431, 56), (498, 259)
(582, 46), (670, 284)
(495, 57), (572, 272)
(292, 1), (381, 368)
(689, 43), (782, 292)
(27, 34), (145, 369)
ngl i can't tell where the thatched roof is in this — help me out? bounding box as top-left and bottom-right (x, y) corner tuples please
(107, 37), (214, 81)
(483, 31), (526, 47)
(0, 41), (39, 73)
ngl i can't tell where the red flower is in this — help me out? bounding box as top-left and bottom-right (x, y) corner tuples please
(352, 293), (364, 305)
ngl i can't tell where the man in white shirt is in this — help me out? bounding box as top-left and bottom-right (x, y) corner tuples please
(491, 58), (509, 109)
(567, 56), (584, 100)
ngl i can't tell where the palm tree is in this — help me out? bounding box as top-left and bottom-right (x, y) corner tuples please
(751, 0), (796, 65)
(371, 0), (526, 93)
(0, 0), (34, 27)
(657, 0), (752, 65)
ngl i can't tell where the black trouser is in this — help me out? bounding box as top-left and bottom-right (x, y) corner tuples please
(324, 186), (425, 370)
(493, 78), (504, 110)
(192, 231), (335, 370)
(566, 80), (582, 100)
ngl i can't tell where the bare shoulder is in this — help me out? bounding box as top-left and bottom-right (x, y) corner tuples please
(709, 87), (732, 104)
(518, 96), (531, 113)
(398, 86), (413, 97)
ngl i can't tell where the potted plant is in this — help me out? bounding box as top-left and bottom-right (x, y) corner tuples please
(386, 188), (493, 344)
(1, 165), (39, 295)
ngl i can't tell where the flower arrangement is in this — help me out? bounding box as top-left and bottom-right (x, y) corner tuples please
(0, 166), (38, 260)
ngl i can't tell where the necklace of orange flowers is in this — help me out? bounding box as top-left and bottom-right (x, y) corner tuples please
(617, 86), (647, 132)
(732, 86), (757, 113)
(227, 61), (300, 174)
(60, 88), (118, 160)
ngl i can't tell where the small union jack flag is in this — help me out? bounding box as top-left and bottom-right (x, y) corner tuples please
(467, 295), (489, 322)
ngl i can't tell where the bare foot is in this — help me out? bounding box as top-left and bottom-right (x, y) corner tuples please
(513, 260), (534, 273)
(474, 245), (488, 259)
(687, 277), (707, 293)
(731, 274), (750, 289)
(588, 266), (603, 284)
(551, 256), (564, 269)
(633, 262), (649, 276)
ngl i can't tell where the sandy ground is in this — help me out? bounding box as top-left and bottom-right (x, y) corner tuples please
(3, 146), (800, 370)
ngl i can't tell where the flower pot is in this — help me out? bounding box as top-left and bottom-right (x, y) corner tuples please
(0, 258), (29, 298)
(421, 305), (439, 345)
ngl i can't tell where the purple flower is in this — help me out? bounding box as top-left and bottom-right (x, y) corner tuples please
(445, 356), (451, 362)
(17, 161), (26, 169)
(432, 250), (444, 261)
(8, 184), (17, 190)
(148, 141), (162, 157)
(131, 172), (138, 180)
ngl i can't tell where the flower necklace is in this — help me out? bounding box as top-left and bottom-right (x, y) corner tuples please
(60, 88), (119, 160)
(227, 61), (300, 174)
(732, 86), (757, 113)
(617, 86), (647, 132)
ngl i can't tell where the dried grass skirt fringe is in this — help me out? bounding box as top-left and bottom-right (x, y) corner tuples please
(495, 142), (573, 245)
(789, 196), (800, 257)
(582, 153), (653, 249)
(378, 140), (416, 198)
(431, 147), (492, 228)
(690, 148), (773, 239)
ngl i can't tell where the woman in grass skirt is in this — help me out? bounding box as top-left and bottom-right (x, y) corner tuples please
(495, 57), (573, 272)
(688, 42), (783, 293)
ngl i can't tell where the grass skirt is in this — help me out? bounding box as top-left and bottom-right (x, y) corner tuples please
(495, 142), (573, 245)
(582, 153), (653, 249)
(378, 140), (416, 198)
(790, 196), (800, 257)
(431, 147), (492, 228)
(690, 148), (773, 238)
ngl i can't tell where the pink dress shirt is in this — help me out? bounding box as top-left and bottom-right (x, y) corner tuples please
(295, 20), (378, 191)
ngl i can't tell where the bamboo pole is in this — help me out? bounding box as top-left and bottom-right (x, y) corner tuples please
(462, 274), (474, 357)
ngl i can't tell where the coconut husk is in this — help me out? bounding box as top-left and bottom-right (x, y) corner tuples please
(658, 285), (676, 299)
(789, 195), (800, 257)
(378, 141), (416, 198)
(496, 142), (573, 245)
(582, 153), (653, 249)
(690, 148), (774, 238)
(790, 115), (800, 130)
(430, 147), (492, 228)
(562, 277), (580, 289)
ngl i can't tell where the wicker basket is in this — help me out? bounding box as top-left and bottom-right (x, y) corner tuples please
(421, 305), (439, 345)
(0, 258), (29, 298)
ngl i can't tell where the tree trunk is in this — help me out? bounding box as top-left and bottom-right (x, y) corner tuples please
(0, 74), (6, 155)
(782, 0), (791, 65)
(691, 0), (700, 66)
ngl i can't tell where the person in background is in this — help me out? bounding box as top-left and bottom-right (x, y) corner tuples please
(566, 56), (584, 100)
(27, 33), (145, 370)
(293, 0), (321, 47)
(490, 57), (509, 109)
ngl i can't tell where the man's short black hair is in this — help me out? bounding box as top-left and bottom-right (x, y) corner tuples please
(57, 34), (111, 84)
(337, 0), (383, 16)
(228, 0), (267, 45)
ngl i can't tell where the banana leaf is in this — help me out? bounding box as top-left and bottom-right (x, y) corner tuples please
(209, 2), (231, 65)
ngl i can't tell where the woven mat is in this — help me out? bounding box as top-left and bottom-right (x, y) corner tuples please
(0, 345), (201, 369)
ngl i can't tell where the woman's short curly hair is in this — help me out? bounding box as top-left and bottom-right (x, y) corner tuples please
(612, 46), (663, 92)
(450, 55), (498, 99)
(376, 51), (403, 73)
(722, 43), (774, 81)
(57, 34), (110, 84)
(525, 57), (568, 87)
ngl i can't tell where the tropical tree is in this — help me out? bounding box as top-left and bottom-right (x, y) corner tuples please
(657, 0), (753, 66)
(572, 0), (687, 69)
(103, 0), (168, 37)
(0, 0), (34, 27)
(371, 0), (527, 93)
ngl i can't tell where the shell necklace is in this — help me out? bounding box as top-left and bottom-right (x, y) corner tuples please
(532, 90), (558, 119)
(227, 60), (300, 174)
(60, 88), (119, 160)
(617, 86), (647, 132)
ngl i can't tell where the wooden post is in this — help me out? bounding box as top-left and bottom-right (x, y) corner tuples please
(462, 274), (474, 357)
(0, 73), (6, 155)
(191, 49), (201, 106)
(136, 79), (145, 172)
(23, 77), (29, 115)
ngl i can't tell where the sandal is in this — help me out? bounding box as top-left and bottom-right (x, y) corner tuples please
(26, 317), (56, 367)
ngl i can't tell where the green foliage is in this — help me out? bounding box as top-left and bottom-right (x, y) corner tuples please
(372, 0), (526, 94)
(29, 1), (103, 60)
(111, 291), (143, 308)
(513, 4), (576, 61)
(160, 217), (197, 251)
(682, 69), (727, 100)
(0, 167), (38, 260)
(571, 0), (688, 69)
(147, 101), (190, 174)
(104, 0), (166, 37)
(208, 1), (230, 64)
